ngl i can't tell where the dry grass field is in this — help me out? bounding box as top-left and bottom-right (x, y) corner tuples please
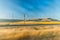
(0, 21), (60, 40)
(0, 25), (60, 40)
(10, 21), (60, 25)
(1, 21), (60, 25)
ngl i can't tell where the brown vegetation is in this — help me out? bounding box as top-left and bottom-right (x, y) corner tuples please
(0, 26), (60, 40)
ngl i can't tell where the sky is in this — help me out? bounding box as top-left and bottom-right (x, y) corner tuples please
(0, 0), (60, 19)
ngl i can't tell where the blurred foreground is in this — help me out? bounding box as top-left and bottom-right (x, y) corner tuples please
(0, 25), (60, 40)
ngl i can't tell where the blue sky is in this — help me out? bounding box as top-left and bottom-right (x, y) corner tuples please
(0, 0), (60, 19)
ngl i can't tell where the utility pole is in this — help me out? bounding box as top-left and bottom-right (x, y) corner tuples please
(24, 14), (26, 25)
(12, 13), (14, 25)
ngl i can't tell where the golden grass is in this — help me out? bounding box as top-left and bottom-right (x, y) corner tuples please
(11, 21), (60, 24)
(1, 21), (60, 25)
(0, 26), (60, 40)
